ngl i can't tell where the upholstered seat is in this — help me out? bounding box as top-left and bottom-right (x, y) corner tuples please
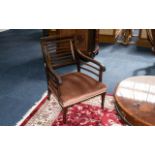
(60, 72), (107, 107)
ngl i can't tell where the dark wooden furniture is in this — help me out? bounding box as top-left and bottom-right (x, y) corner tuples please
(41, 35), (76, 68)
(41, 36), (107, 124)
(115, 76), (155, 126)
(45, 29), (99, 57)
(97, 29), (116, 44)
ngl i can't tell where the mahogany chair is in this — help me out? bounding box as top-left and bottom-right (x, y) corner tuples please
(41, 36), (107, 124)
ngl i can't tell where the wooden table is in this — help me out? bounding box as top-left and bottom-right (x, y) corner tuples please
(115, 76), (155, 126)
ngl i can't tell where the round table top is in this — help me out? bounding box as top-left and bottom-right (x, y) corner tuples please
(115, 76), (155, 126)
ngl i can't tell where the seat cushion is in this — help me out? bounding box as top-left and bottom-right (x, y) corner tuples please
(60, 72), (107, 107)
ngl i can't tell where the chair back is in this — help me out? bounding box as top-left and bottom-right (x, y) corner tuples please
(41, 36), (76, 69)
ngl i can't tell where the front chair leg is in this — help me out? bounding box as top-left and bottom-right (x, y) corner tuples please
(47, 88), (51, 100)
(101, 92), (106, 109)
(63, 108), (68, 124)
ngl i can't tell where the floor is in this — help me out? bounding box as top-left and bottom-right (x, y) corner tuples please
(0, 30), (47, 125)
(0, 29), (155, 125)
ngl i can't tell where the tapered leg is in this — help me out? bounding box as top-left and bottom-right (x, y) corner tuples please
(47, 89), (51, 100)
(63, 108), (68, 124)
(101, 92), (106, 109)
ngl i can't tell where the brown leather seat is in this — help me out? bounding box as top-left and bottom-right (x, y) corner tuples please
(60, 72), (107, 107)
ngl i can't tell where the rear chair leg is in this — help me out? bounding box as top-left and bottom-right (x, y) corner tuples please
(63, 108), (68, 124)
(101, 92), (106, 109)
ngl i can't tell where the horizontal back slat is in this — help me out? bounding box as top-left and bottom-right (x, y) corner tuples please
(51, 55), (73, 61)
(41, 37), (75, 68)
(50, 52), (71, 57)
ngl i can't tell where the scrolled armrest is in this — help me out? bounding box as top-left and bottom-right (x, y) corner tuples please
(76, 49), (106, 72)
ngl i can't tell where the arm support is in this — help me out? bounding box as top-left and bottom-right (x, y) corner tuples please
(46, 66), (62, 85)
(76, 49), (106, 82)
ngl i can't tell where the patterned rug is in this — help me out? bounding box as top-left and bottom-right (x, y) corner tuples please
(19, 93), (125, 126)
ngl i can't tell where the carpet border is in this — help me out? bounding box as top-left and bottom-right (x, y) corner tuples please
(16, 92), (48, 126)
(18, 93), (113, 126)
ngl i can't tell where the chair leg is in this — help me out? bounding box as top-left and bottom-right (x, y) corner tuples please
(47, 89), (51, 100)
(63, 108), (68, 124)
(101, 92), (106, 109)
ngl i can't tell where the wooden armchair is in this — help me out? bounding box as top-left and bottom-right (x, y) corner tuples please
(41, 36), (107, 124)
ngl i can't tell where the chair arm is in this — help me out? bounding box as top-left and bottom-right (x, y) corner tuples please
(76, 49), (106, 71)
(46, 66), (62, 85)
(76, 49), (106, 82)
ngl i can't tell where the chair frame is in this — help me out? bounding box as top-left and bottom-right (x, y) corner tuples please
(41, 36), (106, 124)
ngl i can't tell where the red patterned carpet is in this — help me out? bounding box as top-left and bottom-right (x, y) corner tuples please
(52, 103), (124, 126)
(19, 93), (125, 126)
